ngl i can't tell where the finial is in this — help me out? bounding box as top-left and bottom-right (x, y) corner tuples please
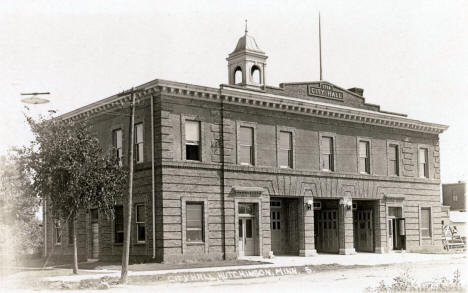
(245, 19), (248, 35)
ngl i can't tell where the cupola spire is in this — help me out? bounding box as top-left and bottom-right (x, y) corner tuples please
(226, 22), (268, 88)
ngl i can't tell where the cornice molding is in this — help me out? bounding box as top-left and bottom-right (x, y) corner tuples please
(58, 79), (448, 134)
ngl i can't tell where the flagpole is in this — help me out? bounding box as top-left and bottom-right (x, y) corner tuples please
(319, 12), (323, 81)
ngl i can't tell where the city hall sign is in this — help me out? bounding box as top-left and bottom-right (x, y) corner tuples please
(307, 82), (344, 100)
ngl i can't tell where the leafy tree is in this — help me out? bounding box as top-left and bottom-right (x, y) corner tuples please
(21, 112), (127, 274)
(0, 154), (42, 268)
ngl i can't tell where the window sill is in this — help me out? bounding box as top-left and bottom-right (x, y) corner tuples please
(134, 242), (146, 245)
(187, 241), (205, 246)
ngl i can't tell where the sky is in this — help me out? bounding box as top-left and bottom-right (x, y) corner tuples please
(0, 0), (467, 184)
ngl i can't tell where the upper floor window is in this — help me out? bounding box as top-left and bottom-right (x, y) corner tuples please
(418, 148), (429, 178)
(279, 131), (292, 168)
(239, 126), (254, 165)
(135, 204), (145, 243)
(186, 202), (204, 242)
(388, 144), (399, 176)
(359, 140), (370, 174)
(452, 193), (458, 202)
(134, 123), (144, 163)
(185, 120), (201, 161)
(321, 136), (334, 171)
(112, 129), (123, 166)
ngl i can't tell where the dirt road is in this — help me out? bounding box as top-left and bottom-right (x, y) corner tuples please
(4, 256), (467, 292)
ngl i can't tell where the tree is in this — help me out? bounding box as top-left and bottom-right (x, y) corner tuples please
(21, 112), (127, 274)
(0, 154), (42, 268)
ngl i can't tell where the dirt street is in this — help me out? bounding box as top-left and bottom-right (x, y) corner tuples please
(127, 257), (466, 293)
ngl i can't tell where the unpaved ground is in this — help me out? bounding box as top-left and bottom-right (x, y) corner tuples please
(2, 256), (466, 292)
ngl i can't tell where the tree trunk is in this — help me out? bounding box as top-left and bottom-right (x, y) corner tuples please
(72, 217), (78, 274)
(121, 91), (136, 284)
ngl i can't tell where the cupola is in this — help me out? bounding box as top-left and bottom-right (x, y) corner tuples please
(227, 22), (268, 88)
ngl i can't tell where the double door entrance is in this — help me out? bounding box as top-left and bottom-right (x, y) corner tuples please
(353, 209), (374, 252)
(314, 209), (339, 253)
(270, 198), (299, 255)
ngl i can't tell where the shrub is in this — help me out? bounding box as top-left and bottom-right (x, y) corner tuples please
(366, 269), (464, 292)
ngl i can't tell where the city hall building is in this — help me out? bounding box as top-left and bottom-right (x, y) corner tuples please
(44, 30), (448, 263)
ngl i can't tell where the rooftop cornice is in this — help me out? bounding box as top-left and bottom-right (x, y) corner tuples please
(58, 79), (448, 134)
(158, 81), (448, 135)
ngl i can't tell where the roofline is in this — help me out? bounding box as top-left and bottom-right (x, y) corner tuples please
(58, 78), (449, 134)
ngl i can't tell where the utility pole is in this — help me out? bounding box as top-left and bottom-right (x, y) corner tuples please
(118, 87), (143, 284)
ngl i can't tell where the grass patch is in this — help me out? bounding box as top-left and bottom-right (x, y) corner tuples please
(366, 269), (464, 292)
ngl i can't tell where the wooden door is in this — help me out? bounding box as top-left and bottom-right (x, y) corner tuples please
(239, 218), (255, 256)
(316, 210), (339, 253)
(355, 210), (373, 252)
(270, 201), (282, 254)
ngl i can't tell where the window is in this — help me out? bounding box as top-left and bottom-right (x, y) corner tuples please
(279, 131), (292, 168)
(421, 207), (432, 237)
(388, 207), (402, 218)
(239, 126), (254, 165)
(234, 66), (242, 84)
(418, 148), (429, 178)
(359, 140), (370, 174)
(114, 205), (124, 244)
(321, 136), (334, 171)
(251, 66), (261, 83)
(185, 120), (201, 161)
(239, 203), (255, 215)
(388, 144), (399, 176)
(186, 202), (204, 242)
(135, 204), (145, 243)
(90, 208), (98, 223)
(112, 129), (123, 166)
(452, 193), (458, 202)
(54, 220), (62, 245)
(134, 123), (144, 163)
(68, 220), (74, 245)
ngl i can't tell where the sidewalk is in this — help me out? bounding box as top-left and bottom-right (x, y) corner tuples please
(41, 252), (465, 283)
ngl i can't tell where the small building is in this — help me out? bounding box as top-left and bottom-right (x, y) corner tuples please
(442, 181), (466, 211)
(44, 29), (449, 263)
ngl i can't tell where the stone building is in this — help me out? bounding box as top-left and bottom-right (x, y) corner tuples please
(44, 30), (448, 263)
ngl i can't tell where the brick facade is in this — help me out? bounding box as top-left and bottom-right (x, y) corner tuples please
(442, 182), (466, 211)
(44, 32), (449, 263)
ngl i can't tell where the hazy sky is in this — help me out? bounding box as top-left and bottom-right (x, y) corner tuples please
(1, 0), (466, 183)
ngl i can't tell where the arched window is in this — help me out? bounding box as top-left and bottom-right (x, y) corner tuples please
(251, 66), (261, 84)
(234, 66), (243, 84)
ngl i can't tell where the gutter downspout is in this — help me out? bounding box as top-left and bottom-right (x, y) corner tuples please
(219, 87), (226, 259)
(151, 94), (156, 259)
